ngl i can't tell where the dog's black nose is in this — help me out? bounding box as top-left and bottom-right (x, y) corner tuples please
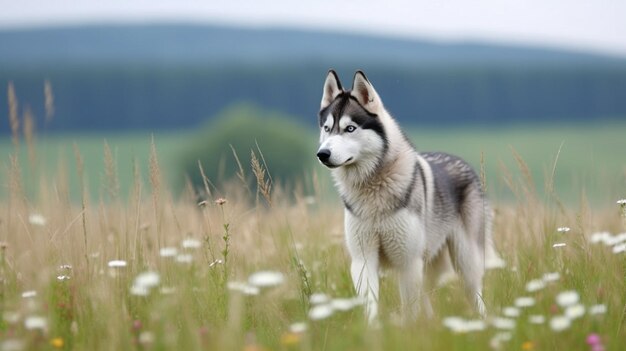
(317, 149), (331, 162)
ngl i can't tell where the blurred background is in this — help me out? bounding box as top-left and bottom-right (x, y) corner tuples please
(1, 0), (625, 204)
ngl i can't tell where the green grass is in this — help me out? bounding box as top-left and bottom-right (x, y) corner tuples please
(0, 123), (625, 350)
(2, 121), (624, 204)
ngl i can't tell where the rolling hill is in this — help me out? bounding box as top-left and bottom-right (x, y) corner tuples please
(1, 24), (625, 133)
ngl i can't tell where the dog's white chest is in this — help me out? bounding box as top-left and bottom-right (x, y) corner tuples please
(345, 208), (424, 268)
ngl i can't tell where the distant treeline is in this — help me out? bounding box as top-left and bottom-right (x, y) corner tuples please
(1, 64), (626, 133)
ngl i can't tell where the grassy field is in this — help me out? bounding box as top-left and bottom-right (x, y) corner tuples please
(1, 121), (625, 204)
(0, 123), (625, 350)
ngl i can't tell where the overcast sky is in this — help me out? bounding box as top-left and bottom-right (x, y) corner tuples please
(2, 0), (626, 56)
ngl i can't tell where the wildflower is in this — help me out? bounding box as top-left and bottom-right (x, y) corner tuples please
(589, 304), (607, 315)
(528, 315), (545, 324)
(557, 227), (570, 233)
(308, 304), (334, 320)
(59, 264), (72, 270)
(525, 279), (546, 292)
(556, 290), (580, 307)
(57, 275), (70, 281)
(549, 315), (571, 331)
(135, 271), (160, 288)
(503, 307), (520, 318)
(108, 260), (127, 268)
(444, 317), (486, 333)
(215, 198), (227, 205)
(21, 290), (37, 298)
(227, 281), (260, 296)
(564, 304), (585, 319)
(130, 285), (149, 296)
(50, 337), (64, 348)
(131, 271), (160, 296)
(586, 333), (600, 345)
(515, 297), (536, 308)
(132, 319), (143, 330)
(139, 331), (155, 345)
(280, 332), (301, 346)
(491, 317), (516, 330)
(489, 332), (512, 349)
(289, 322), (307, 333)
(310, 293), (330, 305)
(612, 243), (626, 254)
(248, 271), (285, 288)
(542, 272), (560, 282)
(181, 238), (201, 249)
(522, 341), (534, 350)
(208, 259), (223, 267)
(176, 254), (194, 264)
(586, 333), (604, 351)
(28, 214), (47, 226)
(159, 247), (178, 257)
(24, 316), (47, 330)
(552, 242), (566, 248)
(331, 297), (364, 311)
(617, 199), (626, 205)
(590, 232), (611, 244)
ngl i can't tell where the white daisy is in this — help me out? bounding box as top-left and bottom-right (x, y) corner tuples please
(108, 260), (127, 268)
(135, 271), (160, 288)
(549, 315), (571, 331)
(310, 293), (330, 305)
(514, 297), (536, 308)
(556, 290), (580, 307)
(565, 304), (585, 319)
(503, 307), (520, 318)
(542, 272), (561, 282)
(21, 290), (37, 298)
(159, 247), (178, 257)
(24, 316), (47, 330)
(589, 304), (607, 315)
(289, 322), (308, 333)
(181, 238), (202, 249)
(491, 317), (516, 330)
(528, 315), (545, 324)
(308, 304), (334, 320)
(248, 271), (285, 288)
(28, 214), (47, 226)
(557, 227), (571, 233)
(525, 279), (546, 292)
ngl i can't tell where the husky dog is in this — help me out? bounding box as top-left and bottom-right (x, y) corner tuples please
(316, 70), (502, 324)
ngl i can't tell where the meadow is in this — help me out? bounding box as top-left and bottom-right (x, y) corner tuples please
(0, 122), (625, 350)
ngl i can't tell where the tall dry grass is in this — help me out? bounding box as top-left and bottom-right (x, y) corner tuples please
(1, 87), (625, 351)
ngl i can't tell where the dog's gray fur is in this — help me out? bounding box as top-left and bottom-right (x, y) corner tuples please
(316, 70), (502, 324)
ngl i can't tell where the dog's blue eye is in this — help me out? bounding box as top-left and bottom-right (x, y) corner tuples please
(346, 125), (356, 133)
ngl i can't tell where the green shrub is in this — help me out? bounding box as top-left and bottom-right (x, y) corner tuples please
(179, 103), (315, 192)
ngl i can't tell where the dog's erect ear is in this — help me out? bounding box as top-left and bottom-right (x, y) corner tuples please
(350, 70), (382, 113)
(321, 70), (343, 109)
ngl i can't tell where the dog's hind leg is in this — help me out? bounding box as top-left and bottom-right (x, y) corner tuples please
(447, 232), (487, 317)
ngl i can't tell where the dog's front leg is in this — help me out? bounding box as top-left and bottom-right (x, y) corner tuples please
(350, 255), (379, 324)
(398, 258), (424, 324)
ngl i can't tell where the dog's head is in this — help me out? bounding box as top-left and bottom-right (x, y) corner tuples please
(316, 70), (387, 169)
